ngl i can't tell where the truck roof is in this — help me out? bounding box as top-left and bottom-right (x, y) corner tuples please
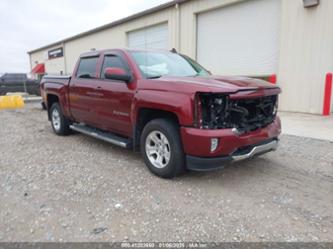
(80, 48), (175, 58)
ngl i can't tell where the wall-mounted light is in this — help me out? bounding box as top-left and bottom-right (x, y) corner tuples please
(303, 0), (320, 8)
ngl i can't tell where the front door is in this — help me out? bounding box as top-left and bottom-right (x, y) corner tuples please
(94, 53), (134, 137)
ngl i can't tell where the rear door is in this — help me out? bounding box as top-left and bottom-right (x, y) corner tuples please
(94, 52), (134, 137)
(68, 56), (101, 126)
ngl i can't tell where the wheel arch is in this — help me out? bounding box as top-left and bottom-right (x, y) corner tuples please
(46, 94), (60, 120)
(133, 107), (180, 151)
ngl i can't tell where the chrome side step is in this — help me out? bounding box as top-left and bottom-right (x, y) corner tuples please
(70, 124), (131, 148)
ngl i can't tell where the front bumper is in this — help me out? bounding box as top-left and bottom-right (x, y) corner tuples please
(180, 116), (281, 157)
(180, 116), (281, 171)
(186, 138), (278, 171)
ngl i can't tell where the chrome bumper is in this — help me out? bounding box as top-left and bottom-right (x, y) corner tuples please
(186, 139), (279, 171)
(232, 140), (278, 162)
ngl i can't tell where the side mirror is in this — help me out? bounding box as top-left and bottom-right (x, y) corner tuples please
(104, 67), (131, 83)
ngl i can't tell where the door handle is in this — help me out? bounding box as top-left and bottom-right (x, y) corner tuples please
(86, 91), (103, 97)
(96, 86), (102, 90)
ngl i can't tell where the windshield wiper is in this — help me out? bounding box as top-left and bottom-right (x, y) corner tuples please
(147, 75), (162, 79)
(186, 73), (201, 77)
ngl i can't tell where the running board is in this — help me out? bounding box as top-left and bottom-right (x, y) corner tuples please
(70, 124), (131, 148)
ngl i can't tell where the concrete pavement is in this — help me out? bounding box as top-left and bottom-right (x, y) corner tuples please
(279, 111), (333, 141)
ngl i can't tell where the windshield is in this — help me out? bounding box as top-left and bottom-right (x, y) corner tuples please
(130, 51), (210, 79)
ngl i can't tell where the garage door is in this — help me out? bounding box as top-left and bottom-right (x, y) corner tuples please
(197, 0), (281, 76)
(127, 23), (168, 49)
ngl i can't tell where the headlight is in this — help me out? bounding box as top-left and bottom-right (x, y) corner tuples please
(197, 93), (227, 129)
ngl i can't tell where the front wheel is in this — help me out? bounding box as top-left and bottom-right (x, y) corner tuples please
(50, 103), (71, 135)
(140, 119), (185, 178)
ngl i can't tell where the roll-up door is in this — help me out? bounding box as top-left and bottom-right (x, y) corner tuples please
(197, 0), (281, 76)
(128, 23), (168, 49)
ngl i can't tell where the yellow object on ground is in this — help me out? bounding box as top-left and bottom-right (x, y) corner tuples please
(0, 95), (25, 109)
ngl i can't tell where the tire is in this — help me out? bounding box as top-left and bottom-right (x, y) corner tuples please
(49, 102), (71, 135)
(140, 118), (185, 178)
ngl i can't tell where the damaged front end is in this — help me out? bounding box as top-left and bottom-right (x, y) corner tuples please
(195, 92), (278, 134)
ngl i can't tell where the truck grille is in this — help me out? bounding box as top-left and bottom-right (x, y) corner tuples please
(200, 94), (278, 133)
(226, 95), (278, 133)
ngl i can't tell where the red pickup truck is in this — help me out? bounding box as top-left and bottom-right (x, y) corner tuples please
(41, 49), (281, 178)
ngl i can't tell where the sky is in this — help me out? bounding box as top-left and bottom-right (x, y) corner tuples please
(0, 0), (169, 73)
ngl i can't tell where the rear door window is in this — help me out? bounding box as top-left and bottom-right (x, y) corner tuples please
(76, 57), (99, 78)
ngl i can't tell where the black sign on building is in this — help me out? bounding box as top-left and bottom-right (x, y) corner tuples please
(48, 47), (63, 59)
(303, 0), (320, 8)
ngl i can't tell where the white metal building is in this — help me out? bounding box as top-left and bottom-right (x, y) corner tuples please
(28, 0), (333, 115)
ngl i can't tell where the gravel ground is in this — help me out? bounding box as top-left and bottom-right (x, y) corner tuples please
(0, 103), (332, 242)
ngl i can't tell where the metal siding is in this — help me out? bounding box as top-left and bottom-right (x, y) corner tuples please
(29, 44), (65, 75)
(278, 0), (333, 114)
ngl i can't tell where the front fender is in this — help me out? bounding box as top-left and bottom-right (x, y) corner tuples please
(132, 90), (195, 126)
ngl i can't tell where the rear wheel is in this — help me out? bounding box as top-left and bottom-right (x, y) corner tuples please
(50, 103), (71, 135)
(140, 119), (185, 178)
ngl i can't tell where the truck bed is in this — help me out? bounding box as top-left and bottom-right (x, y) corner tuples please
(42, 75), (71, 85)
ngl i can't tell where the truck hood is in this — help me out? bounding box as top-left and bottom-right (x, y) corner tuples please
(138, 75), (279, 94)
